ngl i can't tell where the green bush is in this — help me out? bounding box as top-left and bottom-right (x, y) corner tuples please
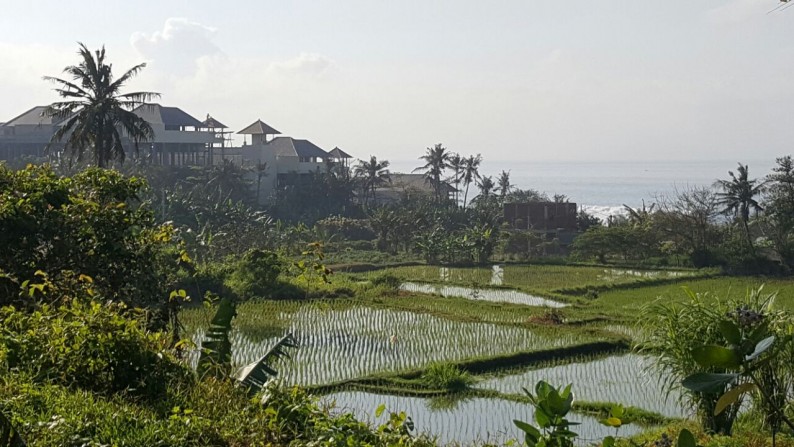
(642, 287), (794, 436)
(224, 249), (282, 300)
(421, 363), (473, 392)
(315, 216), (375, 241)
(0, 164), (186, 310)
(370, 271), (403, 291)
(0, 300), (192, 401)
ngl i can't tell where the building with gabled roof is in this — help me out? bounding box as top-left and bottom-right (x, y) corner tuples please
(0, 101), (357, 203)
(0, 103), (219, 165)
(0, 106), (67, 160)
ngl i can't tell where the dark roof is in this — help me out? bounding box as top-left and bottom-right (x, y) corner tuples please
(380, 173), (456, 194)
(329, 146), (352, 159)
(133, 104), (203, 128)
(237, 119), (281, 135)
(267, 137), (328, 158)
(201, 115), (227, 128)
(4, 106), (63, 126)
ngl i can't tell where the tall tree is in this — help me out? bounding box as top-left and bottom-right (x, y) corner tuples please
(764, 156), (794, 265)
(461, 154), (482, 209)
(476, 176), (495, 203)
(715, 163), (765, 252)
(353, 156), (391, 207)
(496, 170), (512, 202)
(414, 143), (451, 202)
(448, 153), (465, 204)
(43, 43), (159, 168)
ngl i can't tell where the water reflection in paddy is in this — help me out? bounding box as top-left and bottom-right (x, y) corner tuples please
(476, 354), (689, 418)
(323, 391), (647, 446)
(400, 282), (566, 308)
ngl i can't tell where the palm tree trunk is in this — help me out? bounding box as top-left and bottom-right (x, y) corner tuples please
(463, 182), (470, 210)
(743, 218), (755, 254)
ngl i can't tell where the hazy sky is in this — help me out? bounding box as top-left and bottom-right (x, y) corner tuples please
(1, 1), (793, 163)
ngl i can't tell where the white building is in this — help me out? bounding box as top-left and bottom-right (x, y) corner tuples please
(0, 105), (351, 205)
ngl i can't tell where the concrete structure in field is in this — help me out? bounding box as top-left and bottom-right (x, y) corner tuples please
(504, 201), (579, 247)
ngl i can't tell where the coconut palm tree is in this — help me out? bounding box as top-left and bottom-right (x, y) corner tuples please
(715, 163), (766, 251)
(461, 154), (482, 209)
(354, 156), (391, 206)
(475, 176), (496, 204)
(496, 170), (512, 203)
(414, 143), (451, 202)
(448, 153), (465, 204)
(43, 43), (159, 168)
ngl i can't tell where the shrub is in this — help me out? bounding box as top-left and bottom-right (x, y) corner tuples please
(642, 287), (794, 436)
(224, 249), (282, 300)
(371, 272), (403, 291)
(0, 165), (187, 311)
(421, 363), (473, 392)
(315, 216), (376, 241)
(0, 300), (193, 401)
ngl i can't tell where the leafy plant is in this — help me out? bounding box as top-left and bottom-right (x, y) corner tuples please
(224, 249), (282, 300)
(0, 300), (191, 401)
(197, 298), (237, 379)
(197, 298), (297, 393)
(293, 242), (333, 297)
(513, 381), (578, 447)
(642, 288), (744, 435)
(682, 289), (794, 445)
(235, 333), (298, 393)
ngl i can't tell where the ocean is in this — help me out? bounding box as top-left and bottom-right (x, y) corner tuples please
(388, 158), (778, 220)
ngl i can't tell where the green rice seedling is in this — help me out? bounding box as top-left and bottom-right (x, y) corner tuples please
(421, 363), (474, 392)
(184, 300), (592, 386)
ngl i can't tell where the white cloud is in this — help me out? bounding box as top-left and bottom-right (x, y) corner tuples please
(131, 18), (222, 75)
(267, 52), (335, 78)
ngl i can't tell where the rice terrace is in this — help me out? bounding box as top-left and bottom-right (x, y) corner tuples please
(179, 263), (793, 444)
(3, 2), (794, 446)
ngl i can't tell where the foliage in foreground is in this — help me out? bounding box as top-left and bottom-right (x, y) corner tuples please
(0, 299), (435, 446)
(0, 164), (187, 317)
(643, 286), (794, 436)
(0, 300), (192, 402)
(512, 380), (700, 447)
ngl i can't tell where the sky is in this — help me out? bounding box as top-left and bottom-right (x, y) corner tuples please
(1, 0), (793, 164)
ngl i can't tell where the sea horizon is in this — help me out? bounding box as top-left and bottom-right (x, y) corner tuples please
(386, 157), (780, 219)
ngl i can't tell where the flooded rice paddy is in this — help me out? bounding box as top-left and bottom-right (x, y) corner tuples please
(324, 391), (648, 446)
(190, 303), (585, 385)
(476, 354), (688, 418)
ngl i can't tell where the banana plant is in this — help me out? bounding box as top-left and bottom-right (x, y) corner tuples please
(197, 298), (298, 394)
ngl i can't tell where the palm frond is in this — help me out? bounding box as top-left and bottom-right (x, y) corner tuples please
(109, 63), (148, 92)
(234, 333), (298, 393)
